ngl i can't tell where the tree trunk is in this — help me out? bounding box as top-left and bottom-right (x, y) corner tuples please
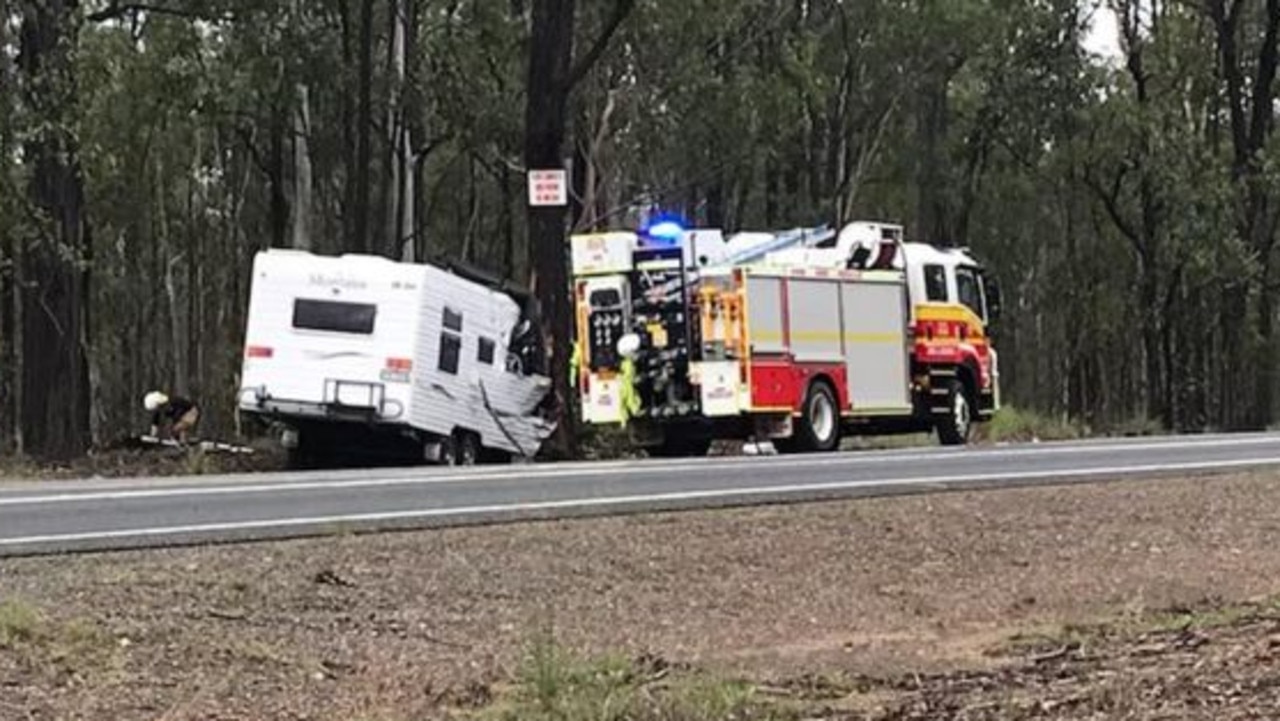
(0, 0), (16, 452)
(353, 0), (376, 253)
(269, 100), (289, 248)
(525, 0), (576, 458)
(1255, 259), (1277, 427)
(501, 162), (516, 278)
(1209, 0), (1280, 429)
(914, 71), (951, 245)
(291, 82), (314, 250)
(521, 0), (632, 457)
(17, 0), (92, 460)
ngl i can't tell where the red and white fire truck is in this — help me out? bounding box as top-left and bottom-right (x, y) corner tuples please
(570, 220), (1002, 456)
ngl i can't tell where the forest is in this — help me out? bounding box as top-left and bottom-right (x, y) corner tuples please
(2, 0), (1279, 460)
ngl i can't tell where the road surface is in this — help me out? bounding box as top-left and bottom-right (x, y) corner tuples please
(3, 433), (1280, 556)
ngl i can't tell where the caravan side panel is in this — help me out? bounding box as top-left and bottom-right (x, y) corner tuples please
(408, 269), (551, 455)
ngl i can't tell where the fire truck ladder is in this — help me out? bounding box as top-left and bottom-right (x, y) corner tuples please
(714, 225), (836, 268)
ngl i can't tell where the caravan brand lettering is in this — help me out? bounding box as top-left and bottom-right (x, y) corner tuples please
(309, 273), (368, 290)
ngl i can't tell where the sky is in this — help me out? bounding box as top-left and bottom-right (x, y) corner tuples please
(1081, 3), (1122, 61)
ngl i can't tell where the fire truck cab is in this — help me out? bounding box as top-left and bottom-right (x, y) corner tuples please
(570, 220), (1001, 456)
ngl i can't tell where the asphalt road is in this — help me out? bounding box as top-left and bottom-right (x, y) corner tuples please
(3, 433), (1280, 557)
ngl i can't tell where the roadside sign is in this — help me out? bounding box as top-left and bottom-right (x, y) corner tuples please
(528, 169), (567, 207)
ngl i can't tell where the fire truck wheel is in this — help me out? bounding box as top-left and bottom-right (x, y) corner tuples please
(787, 380), (841, 453)
(936, 380), (973, 446)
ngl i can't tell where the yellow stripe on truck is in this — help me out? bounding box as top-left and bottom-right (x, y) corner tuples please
(752, 330), (903, 344)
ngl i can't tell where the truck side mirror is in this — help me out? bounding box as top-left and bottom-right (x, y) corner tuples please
(985, 277), (1002, 325)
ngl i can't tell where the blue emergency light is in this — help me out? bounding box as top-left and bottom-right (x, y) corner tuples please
(642, 218), (686, 246)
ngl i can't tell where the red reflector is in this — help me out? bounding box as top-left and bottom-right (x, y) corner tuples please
(246, 345), (273, 358)
(386, 357), (413, 371)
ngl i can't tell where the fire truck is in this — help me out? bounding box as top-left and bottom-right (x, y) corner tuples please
(570, 220), (1002, 456)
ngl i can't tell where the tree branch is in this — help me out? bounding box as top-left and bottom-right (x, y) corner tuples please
(565, 0), (634, 91)
(87, 1), (236, 24)
(1083, 161), (1145, 259)
(1247, 0), (1280, 153)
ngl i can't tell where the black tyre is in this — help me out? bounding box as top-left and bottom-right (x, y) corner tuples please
(781, 380), (841, 453)
(434, 436), (458, 466)
(285, 432), (323, 470)
(480, 448), (513, 465)
(936, 379), (974, 446)
(648, 435), (713, 458)
(285, 445), (314, 470)
(456, 431), (480, 466)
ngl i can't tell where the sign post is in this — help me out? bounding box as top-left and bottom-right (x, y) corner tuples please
(527, 169), (568, 207)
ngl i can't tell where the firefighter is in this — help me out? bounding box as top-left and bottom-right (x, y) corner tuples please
(143, 391), (200, 443)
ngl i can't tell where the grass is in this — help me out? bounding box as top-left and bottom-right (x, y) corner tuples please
(0, 599), (40, 648)
(1000, 595), (1280, 658)
(1140, 596), (1280, 633)
(469, 632), (793, 721)
(979, 405), (1085, 444)
(0, 597), (121, 677)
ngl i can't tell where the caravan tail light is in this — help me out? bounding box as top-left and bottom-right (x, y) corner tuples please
(386, 357), (413, 372)
(246, 345), (274, 358)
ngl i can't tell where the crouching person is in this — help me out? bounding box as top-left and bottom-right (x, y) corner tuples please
(143, 391), (200, 443)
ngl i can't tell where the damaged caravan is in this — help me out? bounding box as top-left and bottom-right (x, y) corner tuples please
(237, 249), (555, 468)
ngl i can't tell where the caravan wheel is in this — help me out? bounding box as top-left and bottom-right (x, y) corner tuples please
(456, 432), (480, 466)
(434, 436), (458, 466)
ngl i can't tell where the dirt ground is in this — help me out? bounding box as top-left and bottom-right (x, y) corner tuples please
(3, 471), (1280, 720)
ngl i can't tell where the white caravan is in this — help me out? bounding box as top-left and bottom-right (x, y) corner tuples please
(237, 249), (555, 467)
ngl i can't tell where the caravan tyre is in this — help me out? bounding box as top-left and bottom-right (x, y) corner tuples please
(456, 432), (480, 466)
(435, 436), (458, 466)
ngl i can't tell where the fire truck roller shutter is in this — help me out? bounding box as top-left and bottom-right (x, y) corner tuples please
(787, 279), (842, 363)
(745, 276), (786, 354)
(840, 280), (912, 412)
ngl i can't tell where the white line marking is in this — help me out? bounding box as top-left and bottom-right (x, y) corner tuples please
(2, 435), (1278, 506)
(1, 457), (1275, 548)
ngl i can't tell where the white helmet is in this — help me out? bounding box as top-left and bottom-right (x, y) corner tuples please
(143, 391), (169, 412)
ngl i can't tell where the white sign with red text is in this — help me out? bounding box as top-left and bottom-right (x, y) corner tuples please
(527, 169), (567, 207)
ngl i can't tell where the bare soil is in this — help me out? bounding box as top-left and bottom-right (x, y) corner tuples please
(0, 442), (286, 482)
(3, 471), (1280, 720)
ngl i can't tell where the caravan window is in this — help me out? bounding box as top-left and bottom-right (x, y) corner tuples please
(293, 299), (376, 334)
(438, 307), (463, 375)
(443, 307), (463, 332)
(477, 337), (496, 365)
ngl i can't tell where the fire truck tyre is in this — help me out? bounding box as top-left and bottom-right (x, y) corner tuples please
(936, 380), (973, 446)
(650, 435), (713, 458)
(455, 431), (480, 466)
(792, 380), (841, 453)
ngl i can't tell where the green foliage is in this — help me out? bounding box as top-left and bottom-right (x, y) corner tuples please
(473, 633), (788, 721)
(0, 598), (119, 676)
(0, 599), (40, 648)
(980, 406), (1084, 444)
